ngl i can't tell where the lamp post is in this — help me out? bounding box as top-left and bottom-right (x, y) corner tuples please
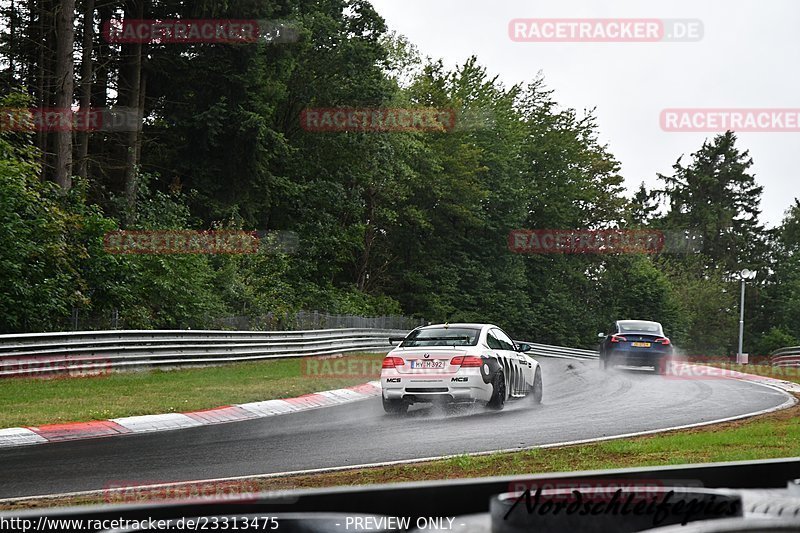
(737, 268), (757, 364)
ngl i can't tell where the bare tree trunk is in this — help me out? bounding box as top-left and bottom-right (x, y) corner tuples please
(356, 188), (377, 292)
(9, 0), (15, 78)
(122, 0), (144, 218)
(77, 0), (95, 180)
(54, 0), (75, 191)
(35, 0), (47, 178)
(134, 70), (146, 167)
(95, 1), (112, 109)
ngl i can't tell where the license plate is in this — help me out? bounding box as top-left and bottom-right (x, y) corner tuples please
(411, 360), (445, 369)
(632, 342), (651, 348)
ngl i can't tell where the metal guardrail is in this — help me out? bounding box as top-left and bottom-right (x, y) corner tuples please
(0, 329), (408, 378)
(771, 346), (800, 368)
(0, 329), (599, 378)
(522, 341), (599, 360)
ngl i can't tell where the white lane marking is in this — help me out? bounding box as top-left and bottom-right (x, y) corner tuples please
(237, 400), (297, 416)
(0, 428), (48, 447)
(110, 413), (204, 433)
(318, 390), (361, 401)
(5, 381), (795, 503)
(326, 386), (379, 400)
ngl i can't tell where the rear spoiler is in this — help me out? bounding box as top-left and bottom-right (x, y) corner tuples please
(389, 335), (472, 345)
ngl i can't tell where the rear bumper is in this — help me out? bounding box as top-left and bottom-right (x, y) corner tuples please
(381, 371), (491, 403)
(607, 349), (671, 367)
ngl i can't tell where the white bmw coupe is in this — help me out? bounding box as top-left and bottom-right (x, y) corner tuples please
(380, 323), (543, 414)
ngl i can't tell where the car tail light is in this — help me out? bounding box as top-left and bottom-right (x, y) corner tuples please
(610, 335), (627, 343)
(450, 356), (483, 367)
(655, 337), (671, 346)
(382, 357), (405, 369)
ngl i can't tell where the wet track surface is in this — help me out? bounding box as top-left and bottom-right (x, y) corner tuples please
(0, 357), (792, 498)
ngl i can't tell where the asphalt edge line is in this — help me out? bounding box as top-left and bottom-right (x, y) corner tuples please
(2, 373), (795, 505)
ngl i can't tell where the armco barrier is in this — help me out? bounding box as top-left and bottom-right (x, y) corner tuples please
(521, 341), (599, 360)
(0, 329), (599, 378)
(0, 329), (408, 378)
(771, 346), (800, 368)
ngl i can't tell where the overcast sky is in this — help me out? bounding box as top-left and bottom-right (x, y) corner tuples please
(369, 0), (799, 228)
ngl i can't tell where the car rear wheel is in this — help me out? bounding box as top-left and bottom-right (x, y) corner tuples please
(529, 368), (543, 404)
(487, 371), (506, 410)
(382, 397), (408, 415)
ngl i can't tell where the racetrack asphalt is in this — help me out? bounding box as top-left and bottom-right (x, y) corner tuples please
(0, 357), (792, 499)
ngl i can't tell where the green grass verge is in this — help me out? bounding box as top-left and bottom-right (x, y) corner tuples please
(4, 396), (798, 511)
(0, 353), (385, 427)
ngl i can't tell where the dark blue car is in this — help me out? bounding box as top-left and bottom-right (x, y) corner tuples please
(598, 320), (673, 373)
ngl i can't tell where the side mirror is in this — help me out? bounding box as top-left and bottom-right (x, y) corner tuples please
(597, 333), (606, 338)
(517, 342), (532, 353)
(388, 336), (406, 345)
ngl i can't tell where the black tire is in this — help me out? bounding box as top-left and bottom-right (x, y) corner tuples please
(382, 396), (408, 415)
(529, 368), (543, 404)
(653, 356), (669, 375)
(487, 371), (506, 410)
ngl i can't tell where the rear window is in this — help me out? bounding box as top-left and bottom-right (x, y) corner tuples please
(618, 321), (663, 334)
(401, 327), (481, 347)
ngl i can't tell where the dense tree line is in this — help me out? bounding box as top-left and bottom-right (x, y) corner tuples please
(1, 0), (798, 356)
